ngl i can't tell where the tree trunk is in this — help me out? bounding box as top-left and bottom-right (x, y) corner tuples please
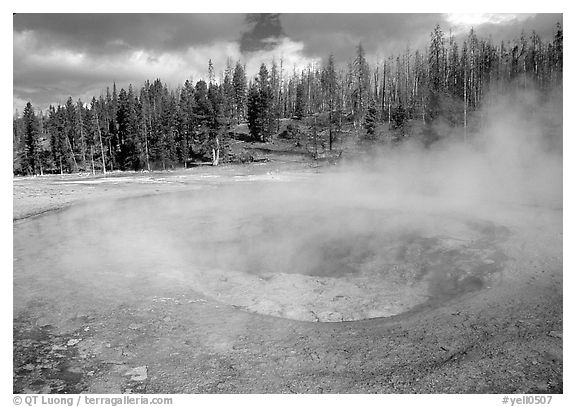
(144, 122), (151, 171)
(313, 116), (318, 158)
(212, 136), (220, 166)
(464, 65), (468, 142)
(66, 135), (79, 172)
(421, 94), (425, 123)
(78, 114), (87, 169)
(329, 103), (333, 151)
(95, 114), (107, 174)
(108, 139), (114, 171)
(90, 145), (95, 175)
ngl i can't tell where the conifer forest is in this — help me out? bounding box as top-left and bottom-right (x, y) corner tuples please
(13, 23), (563, 176)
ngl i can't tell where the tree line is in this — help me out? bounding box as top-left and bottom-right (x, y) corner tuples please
(13, 23), (562, 175)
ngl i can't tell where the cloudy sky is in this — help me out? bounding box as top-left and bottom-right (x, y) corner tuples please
(13, 13), (562, 114)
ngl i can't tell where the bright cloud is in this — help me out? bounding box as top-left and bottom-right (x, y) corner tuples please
(444, 13), (535, 33)
(243, 37), (321, 78)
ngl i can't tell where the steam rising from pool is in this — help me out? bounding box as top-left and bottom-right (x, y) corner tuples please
(13, 87), (562, 322)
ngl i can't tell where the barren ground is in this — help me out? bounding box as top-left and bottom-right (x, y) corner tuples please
(13, 160), (562, 394)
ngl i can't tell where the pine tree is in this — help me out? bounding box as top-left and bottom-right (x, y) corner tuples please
(294, 82), (306, 119)
(116, 88), (130, 169)
(13, 112), (25, 174)
(247, 83), (261, 140)
(233, 62), (247, 123)
(90, 97), (107, 174)
(208, 59), (215, 85)
(270, 60), (281, 131)
(117, 86), (142, 170)
(208, 81), (225, 165)
(75, 99), (88, 170)
(353, 43), (370, 126)
(64, 97), (79, 171)
(364, 102), (378, 139)
(222, 65), (235, 124)
(21, 102), (41, 175)
(160, 88), (178, 169)
(552, 22), (563, 84)
(47, 105), (69, 174)
(192, 79), (216, 162)
(392, 98), (407, 137)
(176, 79), (196, 167)
(427, 24), (446, 121)
(139, 85), (152, 171)
(322, 54), (339, 149)
(247, 64), (274, 142)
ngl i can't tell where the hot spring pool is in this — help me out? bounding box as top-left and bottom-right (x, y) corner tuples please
(13, 183), (510, 322)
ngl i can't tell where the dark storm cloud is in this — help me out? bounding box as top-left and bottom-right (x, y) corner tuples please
(13, 13), (246, 54)
(240, 13), (286, 53)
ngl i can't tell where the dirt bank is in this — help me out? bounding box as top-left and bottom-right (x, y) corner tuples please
(13, 163), (562, 394)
